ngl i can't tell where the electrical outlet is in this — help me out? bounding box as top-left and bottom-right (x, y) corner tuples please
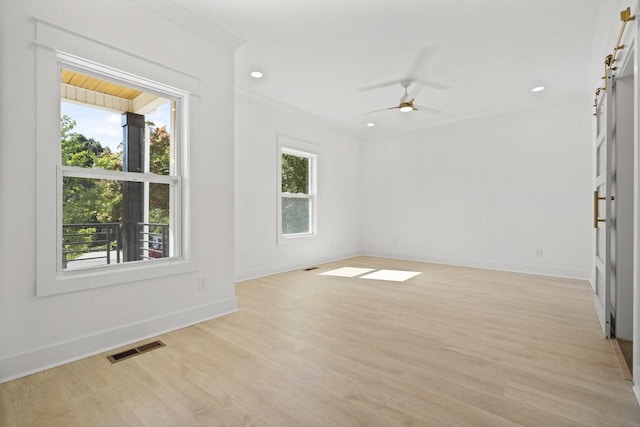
(535, 248), (543, 257)
(240, 252), (247, 263)
(197, 276), (207, 291)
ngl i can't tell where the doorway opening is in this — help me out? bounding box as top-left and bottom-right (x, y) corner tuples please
(611, 47), (635, 376)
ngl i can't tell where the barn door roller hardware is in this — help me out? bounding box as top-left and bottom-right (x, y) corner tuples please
(615, 7), (636, 52)
(593, 7), (635, 116)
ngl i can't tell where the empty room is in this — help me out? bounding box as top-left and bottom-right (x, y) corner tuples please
(1, 0), (640, 425)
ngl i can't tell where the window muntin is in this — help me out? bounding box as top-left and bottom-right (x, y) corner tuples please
(59, 67), (182, 271)
(279, 147), (317, 238)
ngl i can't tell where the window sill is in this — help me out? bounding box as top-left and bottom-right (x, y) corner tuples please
(37, 258), (196, 297)
(277, 232), (317, 245)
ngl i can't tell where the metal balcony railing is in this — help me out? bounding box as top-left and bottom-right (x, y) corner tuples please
(63, 222), (169, 268)
(137, 223), (169, 260)
(62, 222), (121, 268)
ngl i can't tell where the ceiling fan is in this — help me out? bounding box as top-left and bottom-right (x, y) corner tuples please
(363, 80), (441, 115)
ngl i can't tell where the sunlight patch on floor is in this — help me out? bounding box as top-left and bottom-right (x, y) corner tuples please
(319, 267), (375, 277)
(360, 269), (422, 282)
(320, 267), (422, 282)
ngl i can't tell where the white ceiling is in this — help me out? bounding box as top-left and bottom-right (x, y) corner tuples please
(175, 0), (603, 137)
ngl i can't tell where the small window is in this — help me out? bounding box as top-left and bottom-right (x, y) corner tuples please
(278, 142), (317, 241)
(59, 68), (183, 271)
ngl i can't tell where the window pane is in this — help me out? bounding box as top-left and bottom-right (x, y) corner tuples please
(60, 69), (173, 176)
(61, 108), (123, 171)
(63, 176), (123, 226)
(148, 121), (172, 176)
(281, 153), (308, 194)
(282, 197), (310, 234)
(149, 182), (170, 224)
(62, 177), (172, 270)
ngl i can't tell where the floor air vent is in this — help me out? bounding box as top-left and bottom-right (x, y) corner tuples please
(303, 267), (319, 271)
(107, 340), (165, 363)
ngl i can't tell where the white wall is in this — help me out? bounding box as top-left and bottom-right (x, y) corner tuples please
(360, 98), (593, 279)
(0, 0), (239, 382)
(0, 0), (609, 386)
(234, 91), (361, 281)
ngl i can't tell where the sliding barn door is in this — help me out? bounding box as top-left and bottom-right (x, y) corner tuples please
(593, 67), (614, 338)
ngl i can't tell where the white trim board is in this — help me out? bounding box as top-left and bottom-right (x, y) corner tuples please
(235, 88), (359, 139)
(0, 298), (238, 383)
(234, 250), (363, 283)
(236, 251), (589, 284)
(361, 250), (590, 281)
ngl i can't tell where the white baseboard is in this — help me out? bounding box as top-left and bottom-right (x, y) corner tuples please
(236, 250), (590, 283)
(360, 250), (590, 280)
(235, 250), (362, 283)
(0, 297), (237, 384)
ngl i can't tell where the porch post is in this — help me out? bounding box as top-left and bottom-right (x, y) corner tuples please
(121, 112), (145, 262)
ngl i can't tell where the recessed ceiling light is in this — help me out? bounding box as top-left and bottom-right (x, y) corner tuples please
(366, 122), (375, 127)
(250, 71), (263, 79)
(531, 86), (545, 92)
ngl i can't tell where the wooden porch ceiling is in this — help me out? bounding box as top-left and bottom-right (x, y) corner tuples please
(60, 69), (163, 114)
(61, 69), (143, 100)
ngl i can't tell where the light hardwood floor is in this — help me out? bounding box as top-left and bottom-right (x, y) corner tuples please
(2, 256), (640, 426)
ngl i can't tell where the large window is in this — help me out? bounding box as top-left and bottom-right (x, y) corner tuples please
(278, 141), (317, 240)
(35, 36), (196, 296)
(59, 68), (181, 271)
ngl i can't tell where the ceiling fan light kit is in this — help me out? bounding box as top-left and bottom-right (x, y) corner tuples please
(363, 79), (441, 115)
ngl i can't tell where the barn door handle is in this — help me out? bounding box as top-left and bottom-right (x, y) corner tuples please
(593, 191), (615, 228)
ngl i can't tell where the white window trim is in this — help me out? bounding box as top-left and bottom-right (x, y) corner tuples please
(277, 136), (319, 244)
(35, 20), (197, 296)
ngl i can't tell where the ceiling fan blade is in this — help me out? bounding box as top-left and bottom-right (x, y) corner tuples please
(363, 106), (400, 115)
(406, 47), (436, 78)
(358, 80), (403, 92)
(414, 104), (441, 114)
(414, 77), (450, 90)
(408, 83), (424, 100)
(405, 48), (449, 89)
